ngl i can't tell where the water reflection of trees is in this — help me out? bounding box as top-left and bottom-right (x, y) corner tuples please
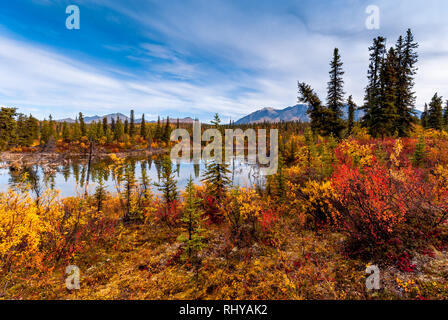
(6, 155), (263, 195)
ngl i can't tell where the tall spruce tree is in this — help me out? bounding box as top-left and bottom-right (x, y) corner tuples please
(326, 48), (346, 138)
(298, 82), (326, 134)
(361, 36), (387, 135)
(376, 47), (399, 138)
(394, 29), (419, 137)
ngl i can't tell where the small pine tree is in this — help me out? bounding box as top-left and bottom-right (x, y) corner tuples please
(274, 155), (286, 203)
(178, 177), (207, 262)
(412, 135), (426, 167)
(201, 160), (231, 201)
(211, 113), (221, 127)
(94, 177), (108, 213)
(155, 157), (179, 219)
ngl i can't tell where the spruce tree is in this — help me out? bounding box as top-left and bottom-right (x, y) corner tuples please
(298, 82), (326, 134)
(122, 162), (138, 222)
(201, 160), (231, 201)
(347, 95), (356, 137)
(178, 177), (207, 262)
(94, 177), (108, 213)
(412, 135), (426, 167)
(427, 93), (444, 130)
(140, 113), (147, 138)
(155, 157), (178, 206)
(326, 48), (346, 138)
(377, 47), (399, 138)
(421, 103), (429, 128)
(62, 121), (70, 142)
(124, 119), (129, 135)
(129, 110), (136, 137)
(163, 117), (171, 143)
(111, 117), (116, 133)
(361, 36), (387, 135)
(394, 29), (419, 137)
(274, 155), (286, 203)
(114, 118), (124, 141)
(211, 113), (221, 127)
(102, 117), (108, 135)
(79, 112), (87, 137)
(155, 116), (161, 141)
(73, 119), (81, 141)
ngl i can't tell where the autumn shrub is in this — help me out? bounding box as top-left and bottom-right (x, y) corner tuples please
(223, 188), (278, 247)
(154, 199), (181, 225)
(331, 156), (448, 262)
(0, 188), (118, 297)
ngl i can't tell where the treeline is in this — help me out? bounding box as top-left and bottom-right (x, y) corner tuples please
(0, 108), (180, 151)
(299, 29), (448, 139)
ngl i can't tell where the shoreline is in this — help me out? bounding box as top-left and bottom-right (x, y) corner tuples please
(0, 148), (168, 170)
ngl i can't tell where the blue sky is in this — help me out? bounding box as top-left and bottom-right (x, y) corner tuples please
(0, 0), (447, 122)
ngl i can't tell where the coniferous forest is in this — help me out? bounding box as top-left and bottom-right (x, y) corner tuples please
(1, 25), (448, 302)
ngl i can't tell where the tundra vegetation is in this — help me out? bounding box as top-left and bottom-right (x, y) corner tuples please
(1, 29), (448, 300)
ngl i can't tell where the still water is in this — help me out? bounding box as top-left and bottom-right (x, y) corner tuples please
(0, 155), (264, 197)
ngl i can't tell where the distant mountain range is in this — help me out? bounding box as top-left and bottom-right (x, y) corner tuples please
(56, 107), (422, 126)
(235, 104), (422, 125)
(57, 113), (194, 124)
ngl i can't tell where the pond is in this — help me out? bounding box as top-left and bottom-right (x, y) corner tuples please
(0, 155), (265, 198)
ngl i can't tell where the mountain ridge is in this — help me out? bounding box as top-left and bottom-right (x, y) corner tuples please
(56, 113), (194, 124)
(235, 104), (422, 125)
